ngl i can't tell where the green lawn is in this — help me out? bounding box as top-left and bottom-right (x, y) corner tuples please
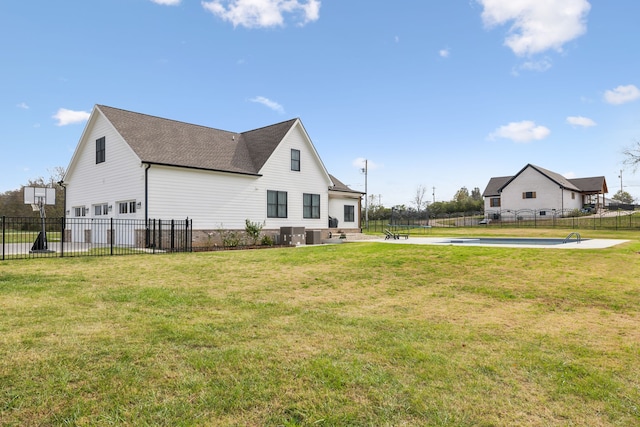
(1, 230), (639, 426)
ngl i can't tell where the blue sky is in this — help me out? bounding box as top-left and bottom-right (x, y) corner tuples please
(2, 0), (640, 206)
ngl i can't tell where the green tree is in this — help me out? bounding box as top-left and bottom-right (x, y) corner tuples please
(611, 190), (634, 204)
(0, 168), (66, 217)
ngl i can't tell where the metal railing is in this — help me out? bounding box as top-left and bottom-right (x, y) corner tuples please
(362, 208), (640, 232)
(1, 216), (192, 261)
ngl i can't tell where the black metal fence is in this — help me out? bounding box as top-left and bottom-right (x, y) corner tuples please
(1, 217), (192, 261)
(364, 208), (640, 232)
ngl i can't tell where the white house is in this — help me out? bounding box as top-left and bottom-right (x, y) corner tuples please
(482, 164), (608, 219)
(62, 105), (363, 244)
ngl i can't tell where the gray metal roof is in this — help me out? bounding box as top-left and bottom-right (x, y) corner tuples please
(97, 105), (297, 175)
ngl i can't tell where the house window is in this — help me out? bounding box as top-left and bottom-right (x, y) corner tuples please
(303, 193), (320, 219)
(490, 197), (501, 207)
(94, 203), (108, 216)
(522, 191), (536, 199)
(267, 190), (287, 218)
(74, 206), (86, 217)
(572, 192), (576, 199)
(96, 137), (106, 164)
(344, 205), (355, 222)
(539, 211), (546, 216)
(118, 201), (136, 214)
(291, 149), (300, 171)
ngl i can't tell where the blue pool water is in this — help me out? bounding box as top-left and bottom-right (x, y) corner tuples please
(442, 237), (588, 246)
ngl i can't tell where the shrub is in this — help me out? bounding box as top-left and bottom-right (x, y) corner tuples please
(245, 219), (265, 245)
(261, 234), (274, 246)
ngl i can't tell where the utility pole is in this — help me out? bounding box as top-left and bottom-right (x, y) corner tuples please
(619, 170), (623, 193)
(432, 186), (436, 204)
(361, 159), (368, 229)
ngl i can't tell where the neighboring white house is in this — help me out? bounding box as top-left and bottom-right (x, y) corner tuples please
(62, 105), (363, 244)
(482, 164), (608, 219)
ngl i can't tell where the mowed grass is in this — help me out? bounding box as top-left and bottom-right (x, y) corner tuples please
(1, 232), (640, 426)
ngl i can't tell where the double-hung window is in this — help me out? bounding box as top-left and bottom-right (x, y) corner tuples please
(118, 201), (137, 214)
(490, 197), (501, 207)
(94, 203), (108, 216)
(291, 149), (300, 171)
(303, 193), (320, 219)
(344, 205), (355, 222)
(74, 206), (86, 217)
(267, 190), (287, 218)
(96, 137), (106, 164)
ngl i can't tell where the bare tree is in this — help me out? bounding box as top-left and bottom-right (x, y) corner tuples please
(413, 184), (427, 214)
(622, 140), (640, 171)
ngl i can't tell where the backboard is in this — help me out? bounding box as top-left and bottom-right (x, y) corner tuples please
(24, 187), (56, 205)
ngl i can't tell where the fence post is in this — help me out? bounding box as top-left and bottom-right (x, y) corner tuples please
(60, 217), (65, 258)
(187, 218), (191, 252)
(170, 219), (175, 251)
(2, 216), (5, 261)
(110, 217), (114, 256)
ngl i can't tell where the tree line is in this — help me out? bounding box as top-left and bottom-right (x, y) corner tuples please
(363, 185), (484, 221)
(0, 167), (66, 218)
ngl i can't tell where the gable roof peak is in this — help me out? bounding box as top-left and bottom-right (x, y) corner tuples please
(94, 105), (301, 175)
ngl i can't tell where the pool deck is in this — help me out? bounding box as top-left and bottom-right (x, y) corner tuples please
(368, 237), (629, 249)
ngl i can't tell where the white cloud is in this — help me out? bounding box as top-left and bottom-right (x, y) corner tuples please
(439, 48), (450, 58)
(488, 120), (550, 143)
(17, 102), (29, 109)
(477, 0), (591, 56)
(566, 115), (596, 127)
(604, 84), (640, 105)
(563, 171), (577, 179)
(202, 0), (320, 28)
(249, 96), (285, 113)
(150, 0), (181, 5)
(52, 108), (90, 126)
(519, 57), (552, 72)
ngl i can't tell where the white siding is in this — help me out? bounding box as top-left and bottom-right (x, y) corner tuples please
(148, 122), (332, 230)
(329, 194), (360, 229)
(255, 124), (331, 230)
(500, 167), (582, 213)
(65, 112), (144, 220)
(147, 166), (260, 229)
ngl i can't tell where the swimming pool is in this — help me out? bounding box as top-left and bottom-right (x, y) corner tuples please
(441, 237), (586, 246)
(375, 236), (628, 249)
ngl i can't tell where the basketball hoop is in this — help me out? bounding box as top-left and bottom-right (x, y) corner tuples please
(24, 187), (56, 253)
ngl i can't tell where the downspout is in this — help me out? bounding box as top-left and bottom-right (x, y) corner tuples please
(144, 163), (151, 248)
(144, 163), (150, 222)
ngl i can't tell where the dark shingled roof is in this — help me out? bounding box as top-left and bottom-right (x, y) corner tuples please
(97, 105), (298, 175)
(329, 174), (364, 194)
(482, 176), (512, 197)
(569, 177), (608, 194)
